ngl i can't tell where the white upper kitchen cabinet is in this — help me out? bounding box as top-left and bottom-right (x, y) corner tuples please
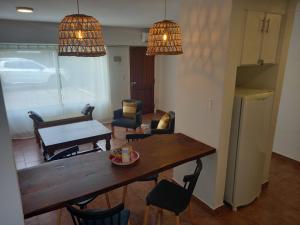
(260, 13), (282, 64)
(240, 11), (265, 65)
(240, 10), (282, 66)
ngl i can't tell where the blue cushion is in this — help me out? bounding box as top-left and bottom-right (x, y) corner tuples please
(112, 118), (136, 129)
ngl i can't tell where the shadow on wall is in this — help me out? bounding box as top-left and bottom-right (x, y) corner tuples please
(173, 0), (233, 208)
(179, 0), (231, 83)
(175, 0), (232, 145)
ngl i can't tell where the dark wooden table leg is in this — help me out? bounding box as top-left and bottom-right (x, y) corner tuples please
(43, 150), (54, 162)
(43, 151), (47, 162)
(93, 141), (98, 149)
(47, 150), (55, 161)
(41, 142), (47, 161)
(105, 136), (111, 150)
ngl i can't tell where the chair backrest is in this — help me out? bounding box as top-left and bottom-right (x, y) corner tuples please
(122, 99), (143, 113)
(167, 111), (175, 133)
(81, 104), (95, 117)
(183, 159), (203, 197)
(48, 146), (79, 161)
(67, 203), (128, 225)
(28, 111), (44, 123)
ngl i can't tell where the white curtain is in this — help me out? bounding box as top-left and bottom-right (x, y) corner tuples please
(58, 56), (112, 121)
(0, 44), (112, 139)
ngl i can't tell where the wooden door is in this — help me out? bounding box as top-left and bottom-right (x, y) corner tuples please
(260, 13), (282, 64)
(240, 10), (265, 65)
(130, 47), (155, 114)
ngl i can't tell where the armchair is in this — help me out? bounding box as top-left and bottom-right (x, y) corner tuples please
(149, 111), (175, 134)
(111, 99), (143, 132)
(126, 111), (175, 141)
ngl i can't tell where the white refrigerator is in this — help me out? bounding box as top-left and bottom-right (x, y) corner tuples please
(224, 88), (274, 210)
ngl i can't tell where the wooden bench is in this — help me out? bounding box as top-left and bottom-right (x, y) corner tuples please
(28, 104), (94, 146)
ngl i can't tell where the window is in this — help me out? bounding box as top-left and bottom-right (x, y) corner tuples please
(0, 45), (111, 138)
(20, 60), (44, 70)
(4, 60), (22, 69)
(4, 59), (44, 70)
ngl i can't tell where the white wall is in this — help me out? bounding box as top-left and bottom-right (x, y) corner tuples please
(103, 27), (147, 46)
(0, 19), (147, 46)
(0, 81), (25, 225)
(108, 46), (131, 111)
(273, 4), (300, 161)
(154, 56), (177, 112)
(173, 0), (233, 209)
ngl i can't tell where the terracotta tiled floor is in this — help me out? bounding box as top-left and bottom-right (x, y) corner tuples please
(12, 114), (300, 225)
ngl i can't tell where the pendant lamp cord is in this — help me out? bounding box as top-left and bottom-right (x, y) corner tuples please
(76, 0), (80, 14)
(164, 0), (167, 20)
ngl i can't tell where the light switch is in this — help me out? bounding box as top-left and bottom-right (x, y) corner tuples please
(113, 56), (122, 62)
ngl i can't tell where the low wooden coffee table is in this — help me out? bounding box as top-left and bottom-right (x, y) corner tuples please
(38, 120), (111, 160)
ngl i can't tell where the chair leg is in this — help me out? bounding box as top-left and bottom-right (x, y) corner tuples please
(159, 209), (163, 225)
(122, 185), (128, 204)
(188, 203), (195, 224)
(155, 208), (160, 225)
(112, 126), (115, 137)
(105, 193), (111, 208)
(175, 215), (180, 225)
(37, 137), (41, 147)
(56, 209), (62, 225)
(143, 205), (150, 225)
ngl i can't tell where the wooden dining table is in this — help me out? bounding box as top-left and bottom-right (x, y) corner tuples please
(18, 133), (216, 219)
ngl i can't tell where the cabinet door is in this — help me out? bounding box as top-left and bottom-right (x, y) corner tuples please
(240, 11), (265, 65)
(260, 13), (282, 64)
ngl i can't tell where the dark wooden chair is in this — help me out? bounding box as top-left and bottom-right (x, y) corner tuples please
(47, 146), (111, 225)
(28, 104), (95, 146)
(143, 159), (203, 225)
(126, 111), (175, 141)
(67, 203), (130, 225)
(111, 100), (143, 134)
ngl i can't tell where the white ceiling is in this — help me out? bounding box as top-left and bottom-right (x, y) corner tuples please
(0, 0), (181, 28)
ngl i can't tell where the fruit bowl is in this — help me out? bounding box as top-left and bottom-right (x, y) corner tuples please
(109, 148), (140, 166)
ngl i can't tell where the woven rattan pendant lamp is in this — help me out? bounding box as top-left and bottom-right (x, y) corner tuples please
(146, 0), (183, 56)
(58, 0), (106, 57)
